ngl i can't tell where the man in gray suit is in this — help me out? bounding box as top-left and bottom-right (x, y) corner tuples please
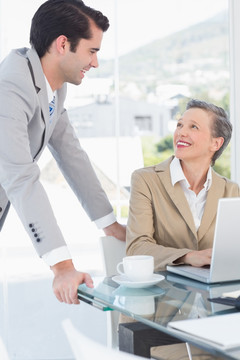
(0, 0), (126, 304)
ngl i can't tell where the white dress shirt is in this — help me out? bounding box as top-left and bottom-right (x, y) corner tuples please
(170, 157), (212, 231)
(42, 79), (116, 266)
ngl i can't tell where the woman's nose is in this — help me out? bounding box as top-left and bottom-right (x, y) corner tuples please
(178, 125), (187, 136)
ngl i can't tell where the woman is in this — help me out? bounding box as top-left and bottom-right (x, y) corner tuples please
(126, 99), (240, 270)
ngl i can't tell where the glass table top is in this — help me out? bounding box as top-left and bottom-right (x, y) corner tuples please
(78, 271), (240, 359)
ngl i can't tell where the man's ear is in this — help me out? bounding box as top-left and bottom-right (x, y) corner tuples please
(55, 35), (69, 54)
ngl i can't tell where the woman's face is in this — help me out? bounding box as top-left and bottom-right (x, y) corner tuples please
(173, 107), (221, 163)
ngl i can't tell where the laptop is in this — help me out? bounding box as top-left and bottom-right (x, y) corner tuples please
(167, 197), (240, 284)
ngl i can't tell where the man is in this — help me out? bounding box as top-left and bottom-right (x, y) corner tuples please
(0, 0), (126, 304)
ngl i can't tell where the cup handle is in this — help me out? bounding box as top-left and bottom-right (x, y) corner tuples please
(116, 262), (124, 275)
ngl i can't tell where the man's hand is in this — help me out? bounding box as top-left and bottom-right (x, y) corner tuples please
(103, 221), (126, 241)
(179, 248), (212, 267)
(51, 260), (93, 304)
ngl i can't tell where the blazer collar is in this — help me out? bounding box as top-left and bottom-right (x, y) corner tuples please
(27, 48), (46, 90)
(154, 157), (227, 241)
(27, 48), (49, 124)
(155, 156), (198, 239)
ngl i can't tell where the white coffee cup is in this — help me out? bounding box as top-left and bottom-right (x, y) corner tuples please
(116, 255), (154, 282)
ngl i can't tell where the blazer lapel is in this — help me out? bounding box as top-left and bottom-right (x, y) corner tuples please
(198, 170), (226, 240)
(155, 157), (198, 239)
(155, 159), (226, 242)
(27, 48), (49, 134)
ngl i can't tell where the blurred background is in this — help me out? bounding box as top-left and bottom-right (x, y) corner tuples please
(0, 1), (237, 359)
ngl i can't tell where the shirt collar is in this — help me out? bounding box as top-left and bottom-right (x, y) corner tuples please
(44, 75), (56, 103)
(170, 157), (212, 191)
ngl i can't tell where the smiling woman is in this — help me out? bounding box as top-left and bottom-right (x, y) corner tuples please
(126, 99), (238, 270)
(125, 100), (238, 360)
(174, 100), (229, 172)
(174, 111), (222, 171)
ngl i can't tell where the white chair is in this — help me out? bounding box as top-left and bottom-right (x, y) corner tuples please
(62, 318), (144, 360)
(99, 235), (126, 349)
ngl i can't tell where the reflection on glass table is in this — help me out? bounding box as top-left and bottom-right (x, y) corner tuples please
(77, 272), (240, 359)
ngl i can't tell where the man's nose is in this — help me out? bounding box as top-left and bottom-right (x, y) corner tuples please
(90, 53), (99, 68)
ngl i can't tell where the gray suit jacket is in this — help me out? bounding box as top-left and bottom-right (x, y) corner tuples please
(126, 156), (240, 270)
(0, 47), (113, 256)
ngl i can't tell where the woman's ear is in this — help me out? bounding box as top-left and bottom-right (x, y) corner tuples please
(212, 137), (224, 151)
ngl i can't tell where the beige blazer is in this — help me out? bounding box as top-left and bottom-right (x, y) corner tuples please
(126, 156), (240, 270)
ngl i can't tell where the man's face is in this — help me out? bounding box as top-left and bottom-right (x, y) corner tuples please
(59, 23), (103, 85)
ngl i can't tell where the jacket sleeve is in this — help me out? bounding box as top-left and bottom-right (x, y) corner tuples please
(126, 170), (191, 270)
(0, 73), (66, 257)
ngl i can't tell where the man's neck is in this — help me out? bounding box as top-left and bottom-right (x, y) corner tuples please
(40, 55), (63, 91)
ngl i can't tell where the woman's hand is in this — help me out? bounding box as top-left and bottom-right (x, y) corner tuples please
(103, 221), (126, 241)
(178, 248), (212, 267)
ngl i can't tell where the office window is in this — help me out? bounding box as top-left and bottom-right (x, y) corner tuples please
(0, 0), (230, 267)
(1, 2), (237, 356)
(134, 116), (153, 133)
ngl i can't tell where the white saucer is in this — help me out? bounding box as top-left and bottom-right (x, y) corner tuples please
(112, 274), (165, 288)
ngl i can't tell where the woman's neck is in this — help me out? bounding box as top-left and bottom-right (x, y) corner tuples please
(180, 159), (211, 195)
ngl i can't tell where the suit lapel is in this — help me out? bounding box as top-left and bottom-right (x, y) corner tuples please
(198, 170), (225, 240)
(27, 48), (49, 138)
(155, 157), (198, 239)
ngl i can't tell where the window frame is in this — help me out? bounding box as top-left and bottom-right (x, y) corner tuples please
(229, 0), (240, 183)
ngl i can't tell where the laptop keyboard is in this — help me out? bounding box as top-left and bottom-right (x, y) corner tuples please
(184, 265), (210, 278)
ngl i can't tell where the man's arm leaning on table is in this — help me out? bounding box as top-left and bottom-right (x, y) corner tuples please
(43, 216), (126, 304)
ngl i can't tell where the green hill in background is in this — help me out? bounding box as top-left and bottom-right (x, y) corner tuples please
(92, 11), (229, 101)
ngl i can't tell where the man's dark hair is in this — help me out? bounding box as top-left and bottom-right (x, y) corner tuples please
(186, 99), (232, 165)
(30, 0), (109, 57)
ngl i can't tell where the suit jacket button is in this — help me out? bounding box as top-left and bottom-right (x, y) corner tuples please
(36, 238), (41, 242)
(29, 223), (33, 228)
